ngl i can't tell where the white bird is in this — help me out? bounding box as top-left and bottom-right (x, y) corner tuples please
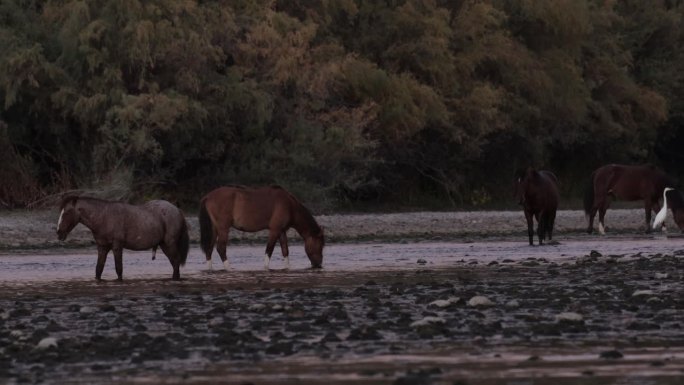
(653, 187), (675, 230)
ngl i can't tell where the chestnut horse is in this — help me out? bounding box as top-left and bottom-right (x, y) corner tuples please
(584, 164), (674, 234)
(199, 185), (324, 270)
(56, 196), (189, 280)
(515, 168), (559, 245)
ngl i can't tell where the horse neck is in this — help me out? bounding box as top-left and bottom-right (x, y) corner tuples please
(76, 199), (106, 232)
(290, 202), (318, 238)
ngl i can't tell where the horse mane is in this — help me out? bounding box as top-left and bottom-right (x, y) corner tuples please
(280, 188), (322, 237)
(667, 189), (684, 211)
(59, 195), (121, 209)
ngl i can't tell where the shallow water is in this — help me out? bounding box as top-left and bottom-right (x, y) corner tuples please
(1, 236), (682, 283)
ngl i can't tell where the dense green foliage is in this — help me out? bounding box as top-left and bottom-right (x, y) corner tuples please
(1, 0), (683, 210)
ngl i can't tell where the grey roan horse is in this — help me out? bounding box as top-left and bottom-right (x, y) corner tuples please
(56, 196), (189, 280)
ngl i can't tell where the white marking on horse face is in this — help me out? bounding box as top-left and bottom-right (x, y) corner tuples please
(57, 209), (64, 228)
(598, 222), (606, 235)
(223, 260), (230, 271)
(264, 255), (270, 270)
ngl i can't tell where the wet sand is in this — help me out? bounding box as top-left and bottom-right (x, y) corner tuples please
(0, 210), (683, 384)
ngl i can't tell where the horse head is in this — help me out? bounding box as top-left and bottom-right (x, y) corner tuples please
(57, 196), (80, 241)
(304, 226), (325, 268)
(514, 167), (537, 205)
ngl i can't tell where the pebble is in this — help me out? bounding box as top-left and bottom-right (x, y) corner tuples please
(468, 296), (494, 307)
(410, 316), (446, 328)
(655, 273), (668, 279)
(555, 312), (583, 322)
(505, 300), (520, 309)
(427, 297), (460, 308)
(79, 306), (97, 314)
(36, 337), (58, 350)
(632, 290), (655, 297)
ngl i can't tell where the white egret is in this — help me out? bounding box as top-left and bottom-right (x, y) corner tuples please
(653, 187), (674, 230)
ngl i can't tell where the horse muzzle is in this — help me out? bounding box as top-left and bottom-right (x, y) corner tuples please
(311, 263), (322, 269)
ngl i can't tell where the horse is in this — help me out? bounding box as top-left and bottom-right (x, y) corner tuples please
(584, 164), (674, 234)
(514, 167), (560, 245)
(199, 185), (324, 270)
(56, 196), (189, 280)
(653, 187), (684, 231)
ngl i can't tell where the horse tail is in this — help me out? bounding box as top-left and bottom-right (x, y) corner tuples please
(178, 218), (189, 266)
(583, 171), (595, 216)
(199, 199), (214, 258)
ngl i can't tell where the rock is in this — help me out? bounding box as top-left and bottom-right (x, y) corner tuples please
(427, 297), (460, 308)
(655, 273), (668, 279)
(599, 350), (623, 359)
(347, 326), (382, 340)
(410, 316), (446, 328)
(467, 296), (494, 307)
(589, 250), (602, 258)
(555, 312), (583, 322)
(248, 304), (266, 311)
(632, 290), (655, 297)
(417, 259), (427, 265)
(36, 337), (58, 350)
(79, 306), (97, 314)
(10, 330), (23, 338)
(505, 300), (520, 309)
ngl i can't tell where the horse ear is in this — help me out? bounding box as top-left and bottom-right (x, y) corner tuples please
(60, 196), (78, 209)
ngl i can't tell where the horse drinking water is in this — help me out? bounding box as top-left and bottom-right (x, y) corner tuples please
(199, 185), (324, 270)
(56, 196), (189, 280)
(584, 164), (673, 234)
(515, 168), (560, 245)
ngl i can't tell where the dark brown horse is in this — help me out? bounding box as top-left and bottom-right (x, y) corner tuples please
(584, 164), (674, 234)
(199, 185), (324, 270)
(515, 168), (559, 245)
(56, 196), (189, 280)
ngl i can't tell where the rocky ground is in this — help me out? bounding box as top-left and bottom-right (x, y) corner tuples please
(0, 209), (682, 384)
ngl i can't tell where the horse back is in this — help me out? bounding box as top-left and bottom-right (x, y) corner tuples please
(203, 186), (294, 232)
(596, 164), (669, 200)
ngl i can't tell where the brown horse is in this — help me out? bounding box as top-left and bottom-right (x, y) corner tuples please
(199, 185), (324, 270)
(56, 196), (189, 280)
(515, 168), (560, 245)
(584, 164), (674, 234)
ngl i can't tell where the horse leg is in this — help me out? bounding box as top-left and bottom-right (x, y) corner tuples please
(151, 246), (157, 261)
(279, 233), (290, 269)
(536, 212), (544, 245)
(96, 245), (110, 281)
(587, 206), (597, 234)
(113, 246), (123, 281)
(547, 211), (556, 241)
(525, 210), (534, 246)
(160, 244), (181, 280)
(644, 200), (655, 233)
(598, 203), (609, 235)
(215, 229), (231, 271)
(264, 230), (279, 270)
